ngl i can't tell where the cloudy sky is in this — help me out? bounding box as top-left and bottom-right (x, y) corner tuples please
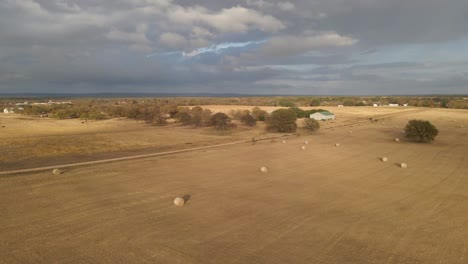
(1, 0), (467, 95)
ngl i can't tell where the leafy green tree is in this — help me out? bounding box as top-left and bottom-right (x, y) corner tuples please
(404, 120), (439, 142)
(267, 109), (297, 132)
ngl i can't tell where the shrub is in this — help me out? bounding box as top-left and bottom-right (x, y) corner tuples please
(303, 118), (320, 132)
(240, 114), (257, 126)
(201, 109), (213, 126)
(151, 113), (168, 126)
(230, 109), (250, 119)
(404, 120), (439, 142)
(86, 112), (108, 120)
(162, 104), (179, 118)
(139, 106), (166, 125)
(191, 106), (203, 115)
(267, 109), (297, 132)
(310, 99), (321, 106)
(211, 112), (231, 131)
(278, 99), (296, 107)
(174, 112), (192, 125)
(252, 107), (269, 121)
(289, 107), (307, 118)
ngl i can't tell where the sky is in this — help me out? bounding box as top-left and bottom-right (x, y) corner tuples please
(0, 0), (467, 95)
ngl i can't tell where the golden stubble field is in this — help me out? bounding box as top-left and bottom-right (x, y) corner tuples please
(1, 107), (467, 263)
(0, 106), (415, 170)
(0, 112), (278, 170)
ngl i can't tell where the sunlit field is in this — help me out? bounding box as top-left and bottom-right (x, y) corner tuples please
(1, 107), (467, 263)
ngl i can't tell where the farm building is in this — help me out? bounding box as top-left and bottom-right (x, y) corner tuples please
(3, 108), (14, 114)
(310, 111), (335, 121)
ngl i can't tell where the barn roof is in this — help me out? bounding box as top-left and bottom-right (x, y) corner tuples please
(318, 111), (335, 116)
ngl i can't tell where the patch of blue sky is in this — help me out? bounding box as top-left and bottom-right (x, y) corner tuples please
(146, 40), (265, 59)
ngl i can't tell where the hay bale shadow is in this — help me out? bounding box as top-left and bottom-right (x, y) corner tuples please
(182, 194), (191, 204)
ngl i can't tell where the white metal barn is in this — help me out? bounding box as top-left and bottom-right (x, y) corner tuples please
(310, 111), (335, 121)
(3, 108), (14, 114)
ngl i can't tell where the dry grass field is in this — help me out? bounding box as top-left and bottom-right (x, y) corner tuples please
(0, 114), (280, 170)
(1, 107), (468, 263)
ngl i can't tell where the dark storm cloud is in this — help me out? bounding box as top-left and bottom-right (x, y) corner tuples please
(0, 0), (467, 94)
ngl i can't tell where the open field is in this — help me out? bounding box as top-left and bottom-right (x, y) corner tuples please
(0, 106), (420, 171)
(1, 107), (468, 263)
(0, 114), (280, 170)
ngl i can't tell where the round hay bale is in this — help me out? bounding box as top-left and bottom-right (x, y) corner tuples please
(335, 143), (340, 147)
(260, 166), (268, 173)
(381, 157), (388, 162)
(400, 163), (408, 168)
(304, 140), (309, 144)
(394, 138), (400, 142)
(282, 140), (286, 144)
(52, 168), (62, 175)
(301, 146), (306, 150)
(174, 197), (185, 206)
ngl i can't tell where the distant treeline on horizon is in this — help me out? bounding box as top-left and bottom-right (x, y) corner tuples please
(0, 92), (467, 99)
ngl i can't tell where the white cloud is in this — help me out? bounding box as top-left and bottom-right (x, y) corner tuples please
(106, 24), (148, 43)
(159, 32), (187, 48)
(106, 24), (151, 51)
(245, 0), (295, 11)
(167, 5), (285, 34)
(262, 32), (358, 57)
(190, 27), (214, 40)
(245, 0), (274, 9)
(277, 2), (295, 11)
(54, 0), (82, 12)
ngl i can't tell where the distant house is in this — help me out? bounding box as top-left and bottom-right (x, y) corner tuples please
(3, 108), (14, 114)
(310, 111), (335, 121)
(373, 104), (379, 107)
(403, 103), (409, 107)
(337, 105), (344, 107)
(389, 104), (399, 107)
